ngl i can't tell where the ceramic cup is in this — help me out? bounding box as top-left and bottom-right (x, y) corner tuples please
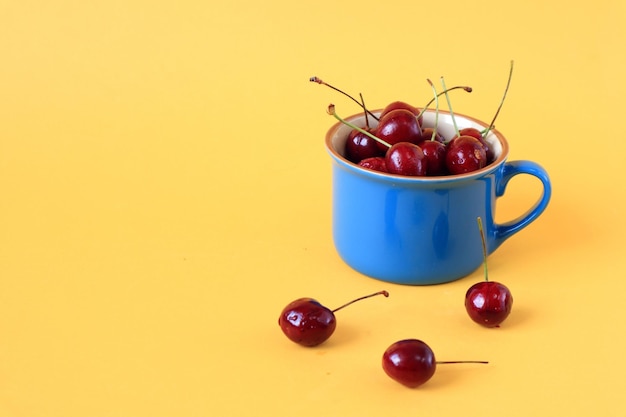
(325, 109), (551, 285)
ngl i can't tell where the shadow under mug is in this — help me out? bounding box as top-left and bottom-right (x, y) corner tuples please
(325, 110), (552, 285)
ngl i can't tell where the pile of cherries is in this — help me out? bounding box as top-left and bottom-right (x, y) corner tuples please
(314, 63), (513, 177)
(340, 102), (495, 177)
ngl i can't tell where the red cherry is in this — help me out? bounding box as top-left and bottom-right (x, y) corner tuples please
(458, 127), (482, 140)
(380, 100), (420, 116)
(278, 298), (335, 347)
(380, 101), (422, 125)
(278, 291), (389, 347)
(358, 156), (388, 173)
(420, 140), (448, 176)
(457, 127), (495, 164)
(465, 281), (513, 328)
(385, 142), (427, 176)
(375, 109), (422, 151)
(417, 79), (447, 177)
(418, 127), (446, 144)
(382, 339), (488, 388)
(464, 217), (514, 328)
(445, 135), (487, 175)
(382, 339), (436, 388)
(345, 128), (384, 163)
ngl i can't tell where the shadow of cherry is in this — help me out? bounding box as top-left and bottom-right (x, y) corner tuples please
(419, 361), (490, 390)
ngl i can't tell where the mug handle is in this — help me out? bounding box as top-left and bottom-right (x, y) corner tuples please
(492, 160), (552, 250)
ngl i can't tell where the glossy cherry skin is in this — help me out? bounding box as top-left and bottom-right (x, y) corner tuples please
(458, 127), (482, 140)
(385, 142), (427, 176)
(445, 135), (487, 175)
(458, 127), (495, 163)
(419, 127), (446, 144)
(420, 140), (448, 176)
(382, 339), (436, 388)
(465, 281), (513, 328)
(278, 298), (336, 346)
(380, 100), (421, 120)
(345, 128), (384, 163)
(358, 156), (388, 173)
(375, 109), (422, 151)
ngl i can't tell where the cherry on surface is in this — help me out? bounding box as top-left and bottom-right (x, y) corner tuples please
(382, 339), (488, 388)
(465, 281), (513, 328)
(382, 339), (435, 388)
(464, 217), (513, 328)
(278, 290), (389, 347)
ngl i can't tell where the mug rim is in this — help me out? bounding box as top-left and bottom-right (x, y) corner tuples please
(325, 109), (510, 184)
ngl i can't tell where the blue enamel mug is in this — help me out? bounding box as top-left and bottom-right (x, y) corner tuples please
(325, 110), (551, 285)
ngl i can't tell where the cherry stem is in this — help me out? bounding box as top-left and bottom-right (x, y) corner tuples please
(441, 76), (460, 137)
(327, 104), (392, 148)
(416, 85), (472, 123)
(311, 76), (380, 121)
(359, 92), (370, 129)
(436, 361), (489, 365)
(422, 85), (472, 109)
(483, 60), (514, 139)
(331, 290), (389, 313)
(426, 79), (439, 141)
(477, 217), (489, 282)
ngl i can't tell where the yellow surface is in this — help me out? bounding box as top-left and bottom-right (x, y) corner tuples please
(1, 1), (625, 416)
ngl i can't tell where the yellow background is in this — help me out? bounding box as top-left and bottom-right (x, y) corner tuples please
(1, 1), (625, 416)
